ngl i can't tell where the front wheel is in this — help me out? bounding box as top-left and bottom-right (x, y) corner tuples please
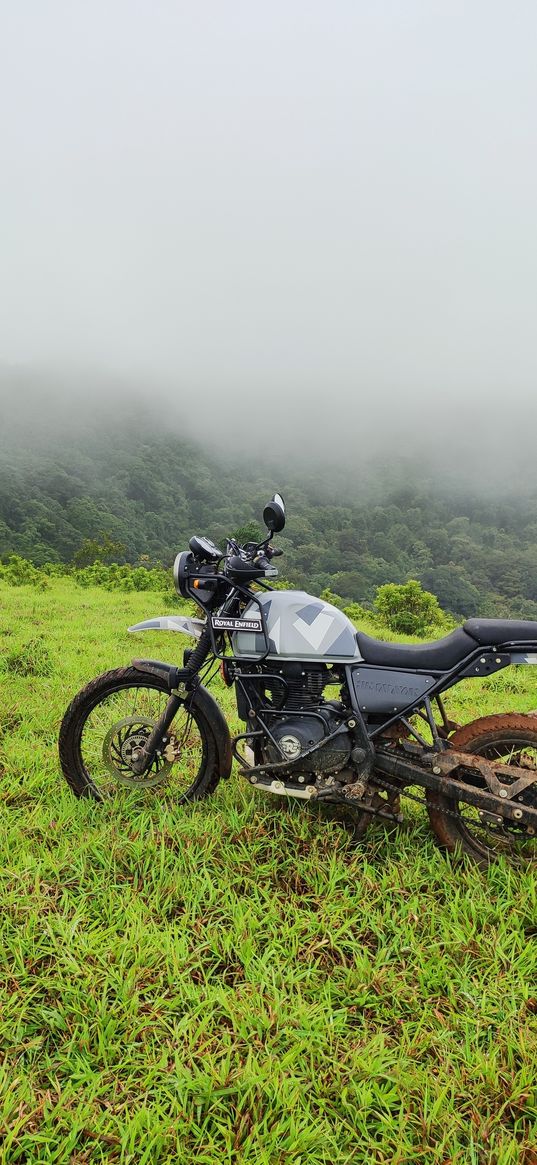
(426, 714), (537, 868)
(59, 667), (220, 801)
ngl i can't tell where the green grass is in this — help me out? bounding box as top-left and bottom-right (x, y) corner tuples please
(0, 579), (536, 1164)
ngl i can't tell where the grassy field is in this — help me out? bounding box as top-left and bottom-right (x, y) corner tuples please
(0, 579), (536, 1164)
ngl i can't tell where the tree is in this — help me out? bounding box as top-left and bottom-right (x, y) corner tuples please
(73, 533), (126, 568)
(319, 587), (346, 610)
(374, 579), (443, 636)
(233, 521), (263, 546)
(419, 566), (481, 618)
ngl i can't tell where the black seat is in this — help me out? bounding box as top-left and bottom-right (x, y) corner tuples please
(464, 618), (537, 646)
(356, 627), (477, 671)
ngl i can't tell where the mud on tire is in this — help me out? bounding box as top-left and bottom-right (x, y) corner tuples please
(59, 666), (221, 801)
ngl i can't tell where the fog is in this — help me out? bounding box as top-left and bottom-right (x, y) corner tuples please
(1, 1), (537, 465)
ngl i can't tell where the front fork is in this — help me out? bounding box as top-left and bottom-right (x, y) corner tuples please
(130, 629), (212, 775)
(130, 690), (186, 774)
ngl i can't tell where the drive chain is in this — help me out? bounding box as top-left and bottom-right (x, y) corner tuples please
(347, 767), (534, 838)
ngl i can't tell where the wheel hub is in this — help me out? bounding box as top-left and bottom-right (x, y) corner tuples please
(120, 731), (149, 765)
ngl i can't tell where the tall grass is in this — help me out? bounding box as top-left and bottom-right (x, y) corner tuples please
(0, 579), (535, 1162)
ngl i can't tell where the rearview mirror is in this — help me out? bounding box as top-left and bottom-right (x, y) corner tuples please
(263, 493), (285, 533)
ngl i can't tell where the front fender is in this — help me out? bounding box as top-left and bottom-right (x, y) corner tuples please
(128, 615), (205, 637)
(131, 658), (232, 780)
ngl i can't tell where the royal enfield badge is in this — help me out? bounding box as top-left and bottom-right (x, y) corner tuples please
(211, 616), (263, 632)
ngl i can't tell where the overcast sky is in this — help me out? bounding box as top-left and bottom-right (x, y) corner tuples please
(1, 1), (536, 455)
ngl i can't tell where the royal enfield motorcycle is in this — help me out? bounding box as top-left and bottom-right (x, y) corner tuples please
(59, 495), (537, 867)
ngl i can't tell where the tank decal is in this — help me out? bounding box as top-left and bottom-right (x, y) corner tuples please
(293, 610), (332, 650)
(326, 627), (357, 657)
(270, 616), (282, 653)
(297, 602), (324, 625)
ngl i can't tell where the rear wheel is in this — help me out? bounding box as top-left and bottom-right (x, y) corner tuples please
(59, 667), (220, 801)
(426, 714), (537, 867)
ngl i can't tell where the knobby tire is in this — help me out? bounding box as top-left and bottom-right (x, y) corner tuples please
(58, 666), (221, 802)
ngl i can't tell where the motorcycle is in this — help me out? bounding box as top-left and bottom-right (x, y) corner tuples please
(59, 494), (537, 867)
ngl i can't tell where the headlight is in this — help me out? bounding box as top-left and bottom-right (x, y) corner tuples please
(173, 551), (194, 598)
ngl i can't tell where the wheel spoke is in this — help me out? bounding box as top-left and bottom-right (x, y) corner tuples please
(79, 681), (205, 798)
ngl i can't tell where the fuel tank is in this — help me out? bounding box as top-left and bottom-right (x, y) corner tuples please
(232, 590), (362, 662)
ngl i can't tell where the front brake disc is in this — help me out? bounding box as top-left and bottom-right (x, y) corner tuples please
(102, 715), (173, 788)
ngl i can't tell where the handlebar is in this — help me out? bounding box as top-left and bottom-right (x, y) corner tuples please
(220, 533), (283, 582)
(224, 536), (283, 564)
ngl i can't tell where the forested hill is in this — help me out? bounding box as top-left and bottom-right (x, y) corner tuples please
(2, 401), (537, 622)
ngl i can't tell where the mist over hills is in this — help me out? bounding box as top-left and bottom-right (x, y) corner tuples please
(1, 360), (535, 486)
(3, 0), (537, 624)
(1, 368), (537, 621)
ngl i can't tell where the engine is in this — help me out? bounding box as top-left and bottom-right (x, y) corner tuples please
(235, 662), (352, 777)
(264, 707), (351, 775)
